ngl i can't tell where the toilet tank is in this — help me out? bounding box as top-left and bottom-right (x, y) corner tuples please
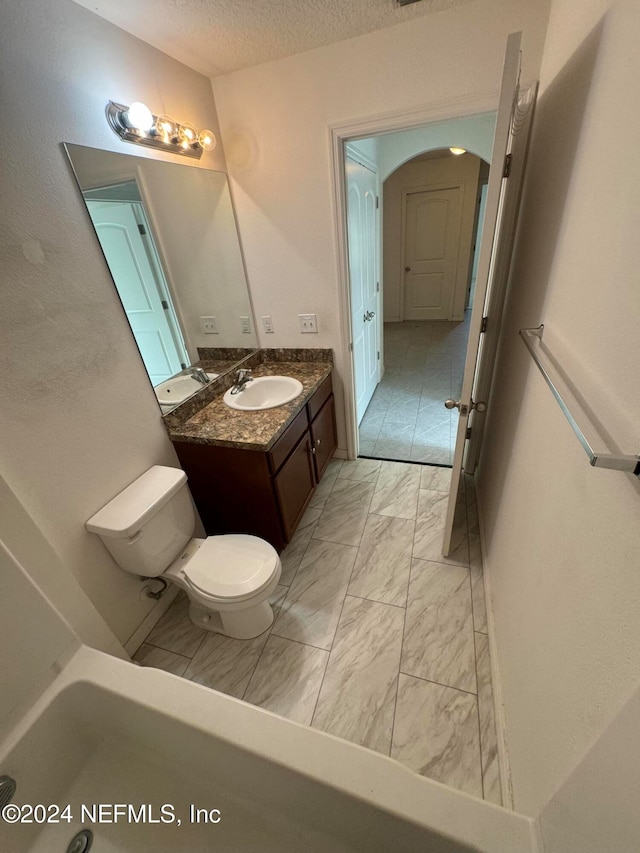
(85, 466), (195, 577)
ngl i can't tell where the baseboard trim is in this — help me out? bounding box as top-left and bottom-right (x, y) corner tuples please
(476, 487), (515, 811)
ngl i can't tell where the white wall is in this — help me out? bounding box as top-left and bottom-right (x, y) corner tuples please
(538, 685), (640, 853)
(0, 0), (225, 646)
(0, 475), (125, 658)
(382, 153), (482, 322)
(0, 537), (79, 741)
(212, 0), (551, 452)
(477, 0), (640, 818)
(376, 113), (496, 181)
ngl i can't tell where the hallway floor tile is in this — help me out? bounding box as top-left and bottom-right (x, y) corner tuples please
(359, 317), (471, 465)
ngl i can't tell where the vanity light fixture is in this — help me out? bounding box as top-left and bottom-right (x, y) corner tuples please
(449, 147), (466, 156)
(106, 100), (216, 159)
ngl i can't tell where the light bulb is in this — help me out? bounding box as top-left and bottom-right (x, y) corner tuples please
(198, 129), (216, 151)
(123, 102), (154, 132)
(179, 122), (198, 144)
(449, 147), (466, 156)
(155, 114), (177, 138)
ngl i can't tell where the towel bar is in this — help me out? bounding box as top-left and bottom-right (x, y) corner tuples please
(519, 326), (640, 476)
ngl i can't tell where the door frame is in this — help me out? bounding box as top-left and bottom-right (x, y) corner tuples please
(329, 92), (499, 459)
(345, 143), (382, 423)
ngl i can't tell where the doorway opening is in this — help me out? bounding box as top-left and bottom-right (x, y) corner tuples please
(344, 119), (493, 466)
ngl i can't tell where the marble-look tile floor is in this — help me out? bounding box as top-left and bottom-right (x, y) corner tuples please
(359, 315), (471, 465)
(136, 459), (501, 805)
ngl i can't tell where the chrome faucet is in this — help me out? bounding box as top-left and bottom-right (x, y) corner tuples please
(189, 367), (210, 386)
(230, 368), (253, 395)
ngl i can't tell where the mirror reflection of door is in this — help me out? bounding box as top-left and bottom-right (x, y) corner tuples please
(86, 184), (189, 385)
(65, 143), (259, 414)
(346, 148), (380, 424)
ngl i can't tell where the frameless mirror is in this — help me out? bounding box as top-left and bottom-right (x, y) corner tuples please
(64, 143), (258, 412)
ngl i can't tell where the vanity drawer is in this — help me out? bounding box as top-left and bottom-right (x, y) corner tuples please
(307, 374), (332, 422)
(268, 406), (309, 473)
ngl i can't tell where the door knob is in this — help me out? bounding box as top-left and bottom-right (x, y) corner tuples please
(405, 266), (411, 272)
(445, 399), (487, 413)
(363, 310), (376, 322)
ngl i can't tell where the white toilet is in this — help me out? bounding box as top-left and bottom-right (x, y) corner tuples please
(86, 465), (282, 639)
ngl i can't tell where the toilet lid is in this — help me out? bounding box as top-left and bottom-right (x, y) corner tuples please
(183, 534), (279, 601)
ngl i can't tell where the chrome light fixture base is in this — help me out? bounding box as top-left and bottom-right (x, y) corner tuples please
(106, 101), (210, 160)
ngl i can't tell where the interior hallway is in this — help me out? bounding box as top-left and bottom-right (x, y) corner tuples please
(359, 315), (472, 464)
(134, 458), (501, 805)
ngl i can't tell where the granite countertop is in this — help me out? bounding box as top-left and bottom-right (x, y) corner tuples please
(198, 358), (245, 376)
(167, 360), (332, 450)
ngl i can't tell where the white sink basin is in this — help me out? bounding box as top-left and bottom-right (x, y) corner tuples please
(223, 375), (303, 411)
(155, 372), (218, 406)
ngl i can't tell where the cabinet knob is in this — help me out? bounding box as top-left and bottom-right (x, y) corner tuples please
(316, 439), (321, 446)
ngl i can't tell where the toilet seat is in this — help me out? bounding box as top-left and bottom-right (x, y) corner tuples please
(182, 534), (279, 603)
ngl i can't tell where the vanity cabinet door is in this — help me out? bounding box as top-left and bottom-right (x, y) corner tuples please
(274, 431), (316, 541)
(310, 395), (337, 482)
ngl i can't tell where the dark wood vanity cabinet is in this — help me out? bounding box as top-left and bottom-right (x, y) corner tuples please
(309, 390), (336, 481)
(173, 374), (337, 552)
(273, 431), (316, 542)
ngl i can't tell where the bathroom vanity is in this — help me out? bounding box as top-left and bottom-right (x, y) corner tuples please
(164, 350), (337, 551)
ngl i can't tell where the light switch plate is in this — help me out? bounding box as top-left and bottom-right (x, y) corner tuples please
(299, 313), (318, 333)
(200, 316), (218, 334)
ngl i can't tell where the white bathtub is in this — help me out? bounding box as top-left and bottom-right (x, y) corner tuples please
(0, 647), (540, 853)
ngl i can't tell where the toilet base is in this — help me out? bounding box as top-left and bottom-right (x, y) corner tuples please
(188, 599), (275, 640)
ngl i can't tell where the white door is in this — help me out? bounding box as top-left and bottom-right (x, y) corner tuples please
(87, 201), (188, 385)
(346, 153), (379, 424)
(464, 82), (538, 473)
(403, 185), (462, 321)
(443, 31), (535, 555)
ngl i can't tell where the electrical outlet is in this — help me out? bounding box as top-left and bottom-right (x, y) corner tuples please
(200, 316), (218, 334)
(298, 313), (318, 333)
(262, 315), (274, 333)
(240, 316), (251, 334)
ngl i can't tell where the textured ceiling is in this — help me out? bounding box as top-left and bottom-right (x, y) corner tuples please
(72, 0), (475, 78)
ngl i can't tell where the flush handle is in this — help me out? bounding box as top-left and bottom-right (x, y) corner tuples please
(127, 530), (144, 545)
